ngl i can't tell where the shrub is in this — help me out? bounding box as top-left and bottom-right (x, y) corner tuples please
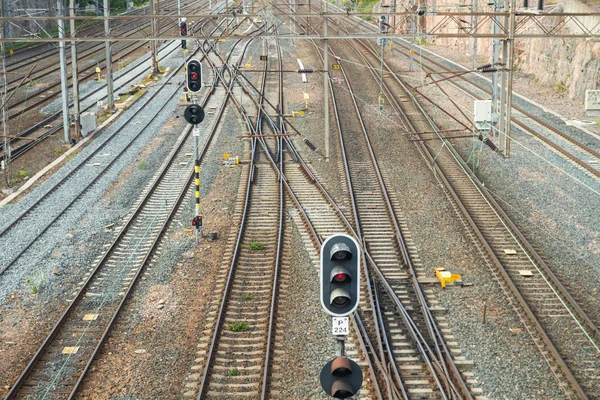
(242, 294), (253, 301)
(137, 160), (147, 169)
(225, 367), (240, 376)
(19, 170), (28, 178)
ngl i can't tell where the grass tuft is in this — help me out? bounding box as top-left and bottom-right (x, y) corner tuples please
(228, 321), (250, 332)
(248, 242), (265, 251)
(225, 367), (240, 377)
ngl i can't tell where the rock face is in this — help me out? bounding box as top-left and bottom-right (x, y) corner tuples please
(420, 0), (599, 101)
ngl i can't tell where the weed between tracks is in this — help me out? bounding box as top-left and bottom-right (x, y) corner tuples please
(248, 241), (265, 251)
(228, 321), (250, 332)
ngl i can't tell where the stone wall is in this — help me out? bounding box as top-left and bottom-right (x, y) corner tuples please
(422, 0), (600, 101)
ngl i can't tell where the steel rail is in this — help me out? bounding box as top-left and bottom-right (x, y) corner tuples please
(0, 0), (206, 161)
(4, 44), (221, 399)
(370, 30), (591, 400)
(332, 30), (474, 399)
(2, 42), (182, 162)
(359, 35), (600, 345)
(391, 42), (600, 178)
(212, 30), (387, 397)
(194, 32), (264, 400)
(294, 7), (469, 397)
(0, 53), (197, 275)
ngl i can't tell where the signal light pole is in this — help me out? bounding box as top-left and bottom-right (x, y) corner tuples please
(184, 95), (205, 244)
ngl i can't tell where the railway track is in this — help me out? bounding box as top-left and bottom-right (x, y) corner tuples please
(341, 21), (600, 399)
(382, 32), (600, 179)
(0, 0), (207, 162)
(0, 49), (198, 275)
(3, 40), (231, 398)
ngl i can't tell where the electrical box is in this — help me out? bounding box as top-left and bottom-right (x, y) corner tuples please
(81, 112), (97, 137)
(585, 90), (600, 116)
(474, 100), (492, 130)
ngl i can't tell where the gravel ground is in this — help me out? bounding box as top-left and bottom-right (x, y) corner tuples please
(40, 40), (183, 116)
(401, 41), (600, 325)
(282, 33), (567, 398)
(74, 103), (247, 397)
(0, 53), (190, 394)
(275, 215), (336, 399)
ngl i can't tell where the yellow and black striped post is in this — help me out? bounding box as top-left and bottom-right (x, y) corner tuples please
(193, 125), (202, 242)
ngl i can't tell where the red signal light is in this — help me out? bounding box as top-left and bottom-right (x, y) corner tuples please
(191, 72), (198, 79)
(333, 272), (349, 282)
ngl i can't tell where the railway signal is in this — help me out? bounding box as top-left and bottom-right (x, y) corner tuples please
(180, 19), (187, 49)
(320, 234), (360, 317)
(184, 104), (205, 125)
(320, 356), (363, 398)
(192, 215), (202, 229)
(186, 59), (202, 93)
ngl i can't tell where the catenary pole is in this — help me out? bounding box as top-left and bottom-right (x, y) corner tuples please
(58, 0), (70, 143)
(104, 0), (114, 109)
(70, 0), (80, 138)
(323, 0), (329, 160)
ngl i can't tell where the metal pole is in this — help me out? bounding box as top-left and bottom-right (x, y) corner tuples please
(104, 0), (114, 110)
(177, 0), (180, 17)
(472, 0), (478, 69)
(194, 125), (201, 243)
(149, 0), (158, 73)
(491, 0), (500, 134)
(70, 0), (80, 139)
(409, 0), (414, 71)
(499, 0), (509, 154)
(57, 0), (70, 143)
(323, 2), (329, 161)
(504, 0), (515, 157)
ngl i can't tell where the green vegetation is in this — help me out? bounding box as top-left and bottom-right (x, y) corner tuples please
(18, 170), (28, 178)
(225, 368), (240, 377)
(8, 178), (22, 186)
(242, 294), (253, 301)
(228, 321), (250, 332)
(55, 146), (63, 154)
(248, 242), (265, 251)
(137, 160), (147, 169)
(555, 81), (567, 92)
(26, 274), (46, 295)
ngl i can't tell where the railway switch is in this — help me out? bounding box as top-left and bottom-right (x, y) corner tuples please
(320, 234), (360, 317)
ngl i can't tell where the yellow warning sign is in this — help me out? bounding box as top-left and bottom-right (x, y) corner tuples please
(303, 93), (310, 100)
(223, 153), (231, 159)
(245, 63), (251, 68)
(260, 55), (268, 61)
(410, 49), (415, 55)
(332, 64), (341, 70)
(95, 67), (101, 73)
(9, 49), (13, 55)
